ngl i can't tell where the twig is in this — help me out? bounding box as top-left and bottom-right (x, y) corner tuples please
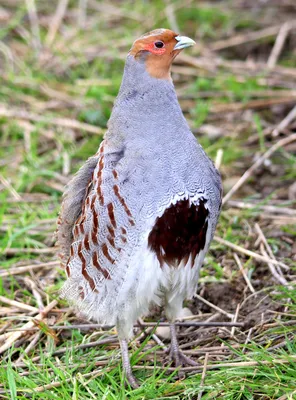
(197, 352), (209, 400)
(6, 321), (244, 332)
(165, 2), (179, 33)
(209, 22), (296, 51)
(3, 247), (56, 255)
(211, 97), (296, 113)
(254, 223), (289, 270)
(0, 261), (59, 278)
(242, 328), (253, 354)
(194, 294), (234, 319)
(15, 331), (42, 363)
(222, 134), (296, 204)
(227, 200), (296, 216)
(214, 236), (289, 270)
(254, 224), (289, 286)
(0, 41), (14, 73)
(233, 253), (256, 294)
(45, 0), (69, 47)
(78, 0), (88, 29)
(133, 356), (296, 371)
(142, 321), (243, 328)
(0, 300), (57, 354)
(276, 390), (296, 400)
(272, 105), (296, 137)
(137, 318), (168, 351)
(261, 245), (289, 286)
(0, 295), (38, 313)
(267, 22), (291, 69)
(0, 104), (103, 135)
(31, 337), (118, 362)
(24, 277), (45, 310)
(33, 368), (111, 393)
(231, 304), (240, 337)
(179, 53), (296, 79)
(25, 0), (41, 53)
(215, 149), (223, 169)
(0, 174), (21, 200)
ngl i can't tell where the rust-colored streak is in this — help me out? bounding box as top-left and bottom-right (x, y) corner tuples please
(90, 195), (96, 209)
(93, 208), (98, 230)
(106, 236), (121, 252)
(112, 170), (118, 179)
(107, 236), (116, 248)
(92, 251), (111, 280)
(76, 214), (82, 224)
(77, 242), (83, 256)
(78, 286), (85, 300)
(121, 235), (127, 244)
(91, 230), (98, 246)
(107, 203), (117, 228)
(70, 245), (74, 257)
(113, 185), (132, 217)
(107, 225), (115, 238)
(73, 225), (79, 237)
(66, 264), (71, 277)
(91, 208), (99, 245)
(78, 242), (96, 291)
(121, 227), (127, 235)
(148, 199), (209, 268)
(99, 156), (104, 170)
(128, 218), (135, 226)
(102, 243), (115, 264)
(95, 151), (105, 206)
(84, 234), (90, 251)
(95, 143), (104, 156)
(97, 168), (102, 182)
(80, 223), (85, 235)
(97, 185), (104, 206)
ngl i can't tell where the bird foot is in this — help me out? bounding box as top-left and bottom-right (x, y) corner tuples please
(120, 338), (140, 389)
(125, 370), (139, 389)
(167, 347), (198, 380)
(168, 346), (198, 368)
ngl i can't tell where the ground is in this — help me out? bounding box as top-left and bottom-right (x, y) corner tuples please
(0, 1), (296, 399)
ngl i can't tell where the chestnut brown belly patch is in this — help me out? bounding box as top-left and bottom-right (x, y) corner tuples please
(148, 198), (209, 267)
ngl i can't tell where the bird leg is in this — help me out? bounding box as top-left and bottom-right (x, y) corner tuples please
(168, 322), (198, 375)
(119, 338), (139, 389)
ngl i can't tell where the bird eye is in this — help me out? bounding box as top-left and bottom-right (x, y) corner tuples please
(154, 41), (164, 49)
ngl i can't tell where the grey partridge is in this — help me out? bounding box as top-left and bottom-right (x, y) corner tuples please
(57, 29), (222, 388)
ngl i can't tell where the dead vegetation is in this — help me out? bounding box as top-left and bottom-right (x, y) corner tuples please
(0, 0), (295, 398)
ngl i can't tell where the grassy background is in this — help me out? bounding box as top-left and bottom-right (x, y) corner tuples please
(0, 1), (296, 399)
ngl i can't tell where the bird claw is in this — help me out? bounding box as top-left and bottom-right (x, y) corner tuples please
(168, 347), (198, 368)
(166, 346), (198, 379)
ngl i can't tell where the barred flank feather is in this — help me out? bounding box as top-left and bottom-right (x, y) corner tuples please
(56, 155), (99, 267)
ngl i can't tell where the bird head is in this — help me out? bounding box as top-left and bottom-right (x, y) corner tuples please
(129, 29), (195, 80)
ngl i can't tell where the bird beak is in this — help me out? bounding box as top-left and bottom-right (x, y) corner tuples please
(174, 35), (196, 50)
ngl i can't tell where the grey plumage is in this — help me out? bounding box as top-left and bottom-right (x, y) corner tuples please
(57, 29), (222, 387)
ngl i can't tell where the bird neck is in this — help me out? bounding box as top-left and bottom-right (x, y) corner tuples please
(107, 55), (187, 143)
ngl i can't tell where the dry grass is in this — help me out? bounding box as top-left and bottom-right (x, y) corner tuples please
(0, 1), (295, 399)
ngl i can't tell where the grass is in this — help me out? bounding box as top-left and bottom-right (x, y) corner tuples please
(0, 1), (296, 399)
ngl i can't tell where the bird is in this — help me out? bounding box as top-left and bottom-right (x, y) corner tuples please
(57, 28), (222, 388)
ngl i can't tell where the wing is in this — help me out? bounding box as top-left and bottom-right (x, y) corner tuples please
(57, 154), (100, 268)
(58, 139), (142, 323)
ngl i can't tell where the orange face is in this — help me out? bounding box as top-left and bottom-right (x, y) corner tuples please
(129, 29), (195, 80)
